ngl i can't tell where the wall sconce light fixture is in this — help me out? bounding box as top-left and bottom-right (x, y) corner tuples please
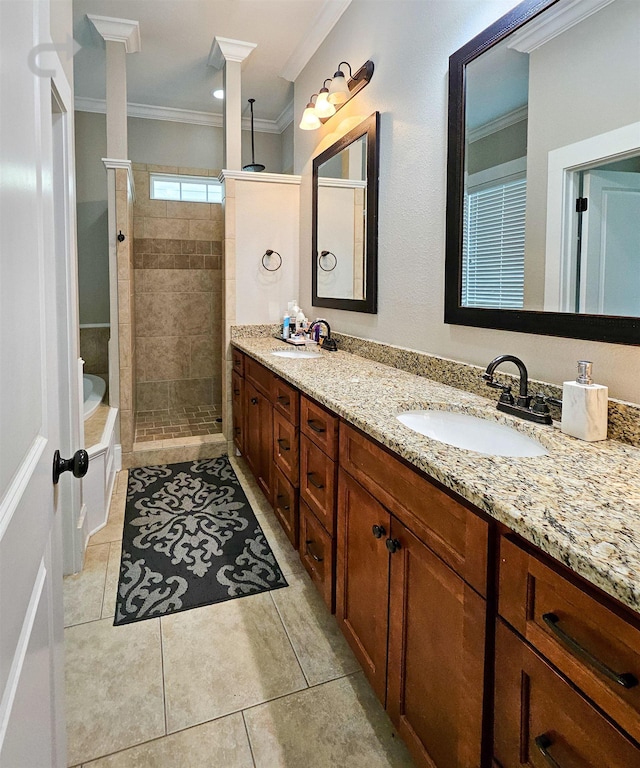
(299, 60), (374, 131)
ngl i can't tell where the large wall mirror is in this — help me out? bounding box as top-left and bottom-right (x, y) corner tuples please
(312, 112), (379, 313)
(445, 0), (640, 344)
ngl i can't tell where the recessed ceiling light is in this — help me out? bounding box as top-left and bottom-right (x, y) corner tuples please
(211, 89), (224, 99)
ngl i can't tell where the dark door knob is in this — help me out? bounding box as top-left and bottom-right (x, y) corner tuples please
(372, 524), (386, 539)
(53, 449), (89, 485)
(385, 538), (401, 554)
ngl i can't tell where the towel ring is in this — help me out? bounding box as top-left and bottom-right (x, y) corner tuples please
(319, 250), (337, 272)
(262, 249), (282, 272)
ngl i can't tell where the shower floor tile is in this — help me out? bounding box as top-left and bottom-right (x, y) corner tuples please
(134, 406), (222, 443)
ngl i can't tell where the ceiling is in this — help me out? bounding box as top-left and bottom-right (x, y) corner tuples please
(72, 0), (351, 128)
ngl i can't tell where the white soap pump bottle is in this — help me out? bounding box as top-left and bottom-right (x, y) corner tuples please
(560, 361), (608, 442)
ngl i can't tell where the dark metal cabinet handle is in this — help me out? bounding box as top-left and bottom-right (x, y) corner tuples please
(385, 538), (401, 554)
(372, 525), (386, 539)
(53, 449), (89, 485)
(542, 613), (638, 688)
(277, 438), (290, 452)
(233, 388), (240, 396)
(277, 395), (290, 405)
(306, 419), (326, 434)
(233, 427), (241, 435)
(305, 539), (323, 562)
(534, 734), (563, 768)
(306, 472), (325, 490)
(275, 493), (290, 511)
(250, 397), (258, 405)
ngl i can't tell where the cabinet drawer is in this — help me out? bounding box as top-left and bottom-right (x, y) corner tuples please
(245, 356), (273, 399)
(499, 534), (640, 744)
(232, 371), (244, 452)
(300, 434), (337, 536)
(340, 422), (488, 596)
(273, 410), (299, 486)
(300, 396), (338, 459)
(494, 620), (640, 767)
(272, 377), (299, 426)
(232, 348), (244, 376)
(299, 499), (334, 611)
(273, 466), (298, 550)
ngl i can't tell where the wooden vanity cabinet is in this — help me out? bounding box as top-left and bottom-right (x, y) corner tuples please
(271, 376), (300, 549)
(243, 379), (273, 505)
(496, 532), (640, 761)
(231, 370), (244, 453)
(337, 423), (489, 768)
(494, 619), (640, 767)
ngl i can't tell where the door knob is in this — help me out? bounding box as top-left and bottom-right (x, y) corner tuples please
(372, 524), (386, 539)
(385, 538), (401, 554)
(53, 449), (89, 485)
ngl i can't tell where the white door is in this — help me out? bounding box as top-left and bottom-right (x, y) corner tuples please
(581, 170), (640, 315)
(0, 0), (72, 765)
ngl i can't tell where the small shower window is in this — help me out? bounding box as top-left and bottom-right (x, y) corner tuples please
(150, 173), (222, 204)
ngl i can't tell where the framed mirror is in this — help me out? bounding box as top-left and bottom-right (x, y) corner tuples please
(312, 112), (379, 313)
(445, 0), (640, 344)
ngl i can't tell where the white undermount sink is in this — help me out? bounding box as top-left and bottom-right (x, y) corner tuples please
(396, 409), (549, 457)
(271, 348), (322, 359)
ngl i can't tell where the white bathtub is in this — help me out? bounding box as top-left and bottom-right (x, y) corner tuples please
(83, 374), (106, 419)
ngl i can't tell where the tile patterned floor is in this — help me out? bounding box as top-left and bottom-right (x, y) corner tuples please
(134, 406), (223, 443)
(64, 458), (414, 767)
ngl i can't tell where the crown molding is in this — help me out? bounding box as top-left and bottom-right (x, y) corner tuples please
(208, 37), (257, 69)
(87, 14), (141, 52)
(279, 0), (352, 82)
(467, 105), (528, 143)
(75, 96), (287, 134)
(507, 0), (615, 53)
(219, 169), (301, 185)
(102, 157), (135, 196)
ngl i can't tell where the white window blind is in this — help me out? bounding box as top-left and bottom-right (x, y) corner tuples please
(150, 173), (222, 204)
(462, 177), (526, 309)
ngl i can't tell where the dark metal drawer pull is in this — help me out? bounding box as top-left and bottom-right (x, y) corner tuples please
(307, 419), (326, 434)
(372, 524), (386, 539)
(277, 438), (290, 452)
(385, 538), (401, 554)
(250, 397), (258, 405)
(233, 427), (240, 435)
(534, 734), (563, 768)
(277, 396), (290, 405)
(542, 613), (638, 689)
(275, 493), (290, 511)
(305, 539), (323, 562)
(307, 472), (324, 490)
(233, 389), (240, 396)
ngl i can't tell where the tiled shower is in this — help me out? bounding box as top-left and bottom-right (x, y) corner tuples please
(131, 164), (223, 445)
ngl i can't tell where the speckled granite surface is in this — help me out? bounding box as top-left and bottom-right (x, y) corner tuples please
(232, 335), (640, 616)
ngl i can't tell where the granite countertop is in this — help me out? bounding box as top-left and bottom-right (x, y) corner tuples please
(232, 336), (640, 615)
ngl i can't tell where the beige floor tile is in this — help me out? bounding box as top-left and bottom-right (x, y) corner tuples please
(65, 617), (165, 766)
(115, 469), (129, 495)
(161, 593), (307, 733)
(254, 507), (305, 578)
(83, 714), (254, 768)
(90, 493), (126, 545)
(244, 673), (414, 768)
(101, 540), (123, 619)
(63, 544), (110, 627)
(271, 579), (361, 686)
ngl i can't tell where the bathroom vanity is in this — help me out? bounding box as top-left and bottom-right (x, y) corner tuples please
(231, 336), (640, 768)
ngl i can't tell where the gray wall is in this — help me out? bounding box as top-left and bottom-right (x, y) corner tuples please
(294, 0), (640, 404)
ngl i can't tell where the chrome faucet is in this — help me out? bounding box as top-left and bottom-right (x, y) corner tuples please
(309, 319), (337, 351)
(482, 354), (552, 425)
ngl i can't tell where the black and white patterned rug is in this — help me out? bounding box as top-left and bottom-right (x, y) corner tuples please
(114, 456), (287, 626)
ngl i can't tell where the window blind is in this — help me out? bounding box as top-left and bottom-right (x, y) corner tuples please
(462, 177), (526, 309)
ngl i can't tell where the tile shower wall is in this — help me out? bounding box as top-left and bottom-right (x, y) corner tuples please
(132, 164), (222, 415)
(80, 326), (109, 377)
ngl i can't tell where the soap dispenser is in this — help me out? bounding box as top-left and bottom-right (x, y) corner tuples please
(561, 361), (608, 442)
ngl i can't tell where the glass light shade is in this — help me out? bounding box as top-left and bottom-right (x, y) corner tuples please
(327, 73), (350, 104)
(299, 104), (321, 131)
(314, 90), (336, 118)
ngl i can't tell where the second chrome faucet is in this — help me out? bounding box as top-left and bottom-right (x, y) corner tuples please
(482, 354), (554, 425)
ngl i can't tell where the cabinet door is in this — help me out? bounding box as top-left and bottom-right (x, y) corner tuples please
(300, 434), (337, 535)
(494, 620), (640, 767)
(299, 500), (334, 612)
(273, 409), (299, 486)
(336, 469), (390, 704)
(387, 519), (486, 768)
(243, 380), (273, 505)
(273, 465), (298, 550)
(232, 370), (244, 453)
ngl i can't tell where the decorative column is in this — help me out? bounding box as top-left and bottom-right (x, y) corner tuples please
(87, 15), (141, 157)
(208, 37), (257, 170)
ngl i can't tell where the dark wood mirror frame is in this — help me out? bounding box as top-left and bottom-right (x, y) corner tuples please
(312, 111), (379, 314)
(444, 0), (640, 345)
